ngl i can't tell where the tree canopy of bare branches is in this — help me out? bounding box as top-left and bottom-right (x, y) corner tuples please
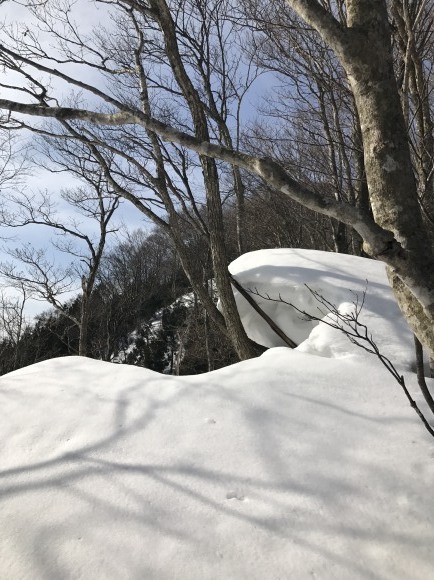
(0, 0), (433, 363)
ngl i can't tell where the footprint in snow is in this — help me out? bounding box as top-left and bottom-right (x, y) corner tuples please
(226, 490), (245, 501)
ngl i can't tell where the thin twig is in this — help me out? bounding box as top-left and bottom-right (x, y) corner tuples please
(248, 284), (434, 439)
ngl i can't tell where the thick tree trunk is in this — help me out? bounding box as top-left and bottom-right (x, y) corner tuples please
(339, 0), (434, 359)
(343, 2), (423, 250)
(204, 160), (258, 360)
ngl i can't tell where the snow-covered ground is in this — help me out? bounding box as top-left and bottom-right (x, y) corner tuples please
(1, 249), (434, 579)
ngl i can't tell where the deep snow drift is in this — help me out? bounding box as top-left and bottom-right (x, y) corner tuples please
(229, 248), (414, 367)
(1, 249), (434, 579)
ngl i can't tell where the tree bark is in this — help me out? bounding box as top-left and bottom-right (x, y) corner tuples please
(341, 0), (434, 359)
(79, 281), (89, 357)
(150, 0), (257, 360)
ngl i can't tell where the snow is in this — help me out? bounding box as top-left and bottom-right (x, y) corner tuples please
(230, 248), (414, 369)
(1, 249), (434, 579)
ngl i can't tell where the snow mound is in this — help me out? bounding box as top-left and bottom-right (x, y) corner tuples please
(1, 353), (434, 579)
(230, 249), (414, 367)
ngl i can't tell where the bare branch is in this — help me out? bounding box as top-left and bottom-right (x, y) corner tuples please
(249, 283), (434, 438)
(229, 272), (297, 348)
(285, 0), (348, 54)
(0, 98), (397, 256)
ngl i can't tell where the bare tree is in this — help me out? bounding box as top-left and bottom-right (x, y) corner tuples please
(391, 0), (434, 224)
(0, 177), (119, 356)
(0, 128), (27, 192)
(243, 0), (365, 254)
(0, 284), (29, 370)
(0, 0), (262, 359)
(0, 0), (434, 364)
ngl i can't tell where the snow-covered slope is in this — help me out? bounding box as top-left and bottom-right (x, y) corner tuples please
(1, 249), (433, 579)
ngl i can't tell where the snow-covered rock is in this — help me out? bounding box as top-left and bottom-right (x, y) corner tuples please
(230, 249), (414, 368)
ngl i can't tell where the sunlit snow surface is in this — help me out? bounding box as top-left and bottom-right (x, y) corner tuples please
(1, 250), (434, 579)
(230, 248), (414, 367)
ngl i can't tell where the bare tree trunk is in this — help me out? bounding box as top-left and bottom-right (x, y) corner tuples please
(204, 309), (213, 372)
(352, 115), (369, 255)
(79, 287), (89, 357)
(233, 165), (246, 255)
(341, 0), (434, 357)
(330, 219), (348, 253)
(343, 2), (422, 247)
(151, 0), (257, 360)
